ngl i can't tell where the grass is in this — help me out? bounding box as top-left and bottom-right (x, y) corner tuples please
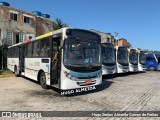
(0, 70), (14, 78)
(0, 70), (13, 75)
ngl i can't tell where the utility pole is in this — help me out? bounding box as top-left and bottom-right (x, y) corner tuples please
(114, 32), (119, 40)
(114, 32), (119, 46)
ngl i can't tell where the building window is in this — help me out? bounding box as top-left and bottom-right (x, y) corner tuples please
(24, 16), (32, 24)
(10, 13), (17, 21)
(7, 31), (13, 45)
(107, 38), (110, 42)
(29, 36), (32, 39)
(19, 33), (24, 42)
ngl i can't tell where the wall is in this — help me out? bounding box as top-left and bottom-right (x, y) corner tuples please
(0, 5), (54, 46)
(118, 38), (131, 47)
(90, 29), (114, 44)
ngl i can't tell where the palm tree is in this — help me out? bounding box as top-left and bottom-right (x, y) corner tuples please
(53, 18), (68, 30)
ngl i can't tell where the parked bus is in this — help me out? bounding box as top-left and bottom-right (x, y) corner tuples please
(146, 52), (160, 71)
(138, 50), (146, 71)
(128, 48), (138, 72)
(101, 42), (116, 75)
(115, 46), (129, 73)
(7, 28), (102, 90)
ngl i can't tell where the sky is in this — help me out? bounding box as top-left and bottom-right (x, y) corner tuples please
(1, 0), (160, 50)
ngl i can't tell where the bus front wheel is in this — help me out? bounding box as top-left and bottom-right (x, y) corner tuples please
(39, 72), (50, 89)
(148, 66), (156, 71)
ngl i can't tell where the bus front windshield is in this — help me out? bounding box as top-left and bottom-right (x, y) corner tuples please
(101, 43), (115, 66)
(139, 53), (146, 65)
(117, 47), (128, 65)
(129, 50), (138, 65)
(64, 39), (101, 72)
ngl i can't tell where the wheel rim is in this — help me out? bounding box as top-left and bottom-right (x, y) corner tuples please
(150, 67), (155, 71)
(41, 75), (46, 85)
(15, 68), (17, 75)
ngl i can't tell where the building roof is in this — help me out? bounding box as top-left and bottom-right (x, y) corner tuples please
(0, 4), (54, 22)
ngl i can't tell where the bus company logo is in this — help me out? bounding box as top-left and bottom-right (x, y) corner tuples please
(34, 62), (40, 66)
(61, 86), (96, 95)
(2, 112), (11, 117)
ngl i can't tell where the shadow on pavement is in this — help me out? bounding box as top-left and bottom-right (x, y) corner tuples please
(102, 71), (146, 80)
(22, 76), (113, 97)
(55, 80), (114, 97)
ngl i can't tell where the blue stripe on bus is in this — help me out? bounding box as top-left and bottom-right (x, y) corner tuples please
(69, 70), (101, 78)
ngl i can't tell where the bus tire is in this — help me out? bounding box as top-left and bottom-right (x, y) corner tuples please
(14, 66), (20, 77)
(148, 66), (156, 71)
(39, 72), (50, 89)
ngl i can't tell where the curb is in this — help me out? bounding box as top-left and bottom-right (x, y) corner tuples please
(0, 74), (15, 78)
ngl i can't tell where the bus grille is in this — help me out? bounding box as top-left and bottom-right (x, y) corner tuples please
(77, 80), (97, 86)
(77, 75), (97, 79)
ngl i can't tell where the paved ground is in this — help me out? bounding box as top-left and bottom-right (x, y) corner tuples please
(0, 71), (160, 120)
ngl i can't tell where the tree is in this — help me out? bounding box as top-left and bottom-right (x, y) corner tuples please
(53, 18), (68, 30)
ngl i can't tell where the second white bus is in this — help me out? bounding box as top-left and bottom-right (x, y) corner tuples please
(101, 42), (116, 75)
(115, 46), (129, 73)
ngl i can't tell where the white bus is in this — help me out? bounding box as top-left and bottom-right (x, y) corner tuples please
(128, 48), (138, 72)
(7, 28), (102, 90)
(101, 42), (116, 75)
(115, 46), (129, 73)
(138, 50), (146, 71)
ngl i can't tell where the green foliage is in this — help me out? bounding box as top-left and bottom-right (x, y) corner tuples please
(0, 70), (12, 75)
(143, 49), (160, 53)
(53, 18), (68, 30)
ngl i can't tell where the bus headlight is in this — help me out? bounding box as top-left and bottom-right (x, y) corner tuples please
(64, 71), (78, 81)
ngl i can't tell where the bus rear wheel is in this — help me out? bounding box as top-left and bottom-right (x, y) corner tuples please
(39, 72), (50, 89)
(14, 66), (20, 77)
(149, 66), (156, 71)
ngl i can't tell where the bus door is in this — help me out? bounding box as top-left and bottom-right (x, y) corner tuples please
(19, 45), (25, 73)
(51, 40), (60, 86)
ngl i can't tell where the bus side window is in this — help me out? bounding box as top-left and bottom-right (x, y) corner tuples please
(7, 48), (11, 57)
(146, 54), (156, 61)
(26, 43), (33, 57)
(33, 41), (39, 57)
(10, 48), (12, 57)
(53, 42), (57, 52)
(15, 47), (17, 57)
(40, 39), (50, 57)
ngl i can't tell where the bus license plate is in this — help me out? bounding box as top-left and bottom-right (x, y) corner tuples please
(85, 80), (92, 85)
